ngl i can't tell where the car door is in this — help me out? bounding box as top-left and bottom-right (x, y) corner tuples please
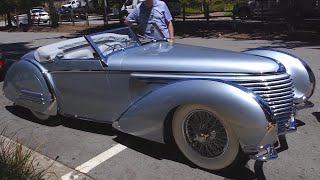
(43, 50), (117, 123)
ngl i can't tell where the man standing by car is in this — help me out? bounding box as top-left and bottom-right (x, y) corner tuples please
(125, 0), (175, 44)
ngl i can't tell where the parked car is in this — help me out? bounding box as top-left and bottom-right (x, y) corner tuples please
(233, 0), (320, 20)
(12, 8), (50, 25)
(59, 7), (87, 21)
(0, 49), (5, 80)
(30, 9), (50, 23)
(3, 24), (315, 170)
(62, 0), (88, 9)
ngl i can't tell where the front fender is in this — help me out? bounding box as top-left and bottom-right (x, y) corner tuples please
(244, 48), (316, 103)
(115, 79), (274, 147)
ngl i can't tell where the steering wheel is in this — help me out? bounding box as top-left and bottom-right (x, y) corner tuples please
(101, 43), (124, 55)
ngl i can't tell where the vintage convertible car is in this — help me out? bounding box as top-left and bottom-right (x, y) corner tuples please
(3, 24), (315, 170)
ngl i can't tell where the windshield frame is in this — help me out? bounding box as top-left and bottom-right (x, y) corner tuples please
(84, 27), (140, 66)
(84, 25), (167, 66)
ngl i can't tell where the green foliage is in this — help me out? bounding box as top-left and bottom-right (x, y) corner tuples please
(181, 0), (236, 14)
(0, 0), (44, 14)
(210, 0), (235, 11)
(0, 129), (52, 180)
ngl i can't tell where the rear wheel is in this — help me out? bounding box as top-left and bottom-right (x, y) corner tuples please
(172, 104), (240, 170)
(31, 110), (50, 120)
(31, 110), (61, 126)
(239, 8), (251, 20)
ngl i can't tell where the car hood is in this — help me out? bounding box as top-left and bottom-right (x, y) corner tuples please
(119, 42), (282, 74)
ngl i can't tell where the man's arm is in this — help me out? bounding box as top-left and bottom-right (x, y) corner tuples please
(168, 21), (174, 40)
(125, 7), (138, 26)
(124, 19), (133, 26)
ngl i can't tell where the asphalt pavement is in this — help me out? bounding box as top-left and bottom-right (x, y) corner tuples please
(0, 31), (319, 180)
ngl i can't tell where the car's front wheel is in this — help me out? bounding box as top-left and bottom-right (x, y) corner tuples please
(172, 104), (240, 170)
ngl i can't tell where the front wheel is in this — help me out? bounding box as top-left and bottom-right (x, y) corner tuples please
(172, 104), (240, 170)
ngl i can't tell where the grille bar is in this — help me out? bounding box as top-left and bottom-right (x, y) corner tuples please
(233, 73), (294, 134)
(240, 78), (292, 87)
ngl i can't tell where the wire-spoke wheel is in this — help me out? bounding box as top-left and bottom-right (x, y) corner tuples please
(172, 104), (240, 170)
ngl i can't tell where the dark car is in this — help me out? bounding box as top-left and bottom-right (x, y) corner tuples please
(233, 0), (320, 20)
(0, 49), (5, 80)
(59, 7), (87, 21)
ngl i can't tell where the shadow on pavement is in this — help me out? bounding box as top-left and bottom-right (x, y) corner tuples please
(311, 112), (320, 123)
(174, 20), (320, 49)
(0, 42), (30, 60)
(6, 105), (262, 179)
(5, 105), (115, 136)
(6, 105), (300, 180)
(114, 133), (259, 180)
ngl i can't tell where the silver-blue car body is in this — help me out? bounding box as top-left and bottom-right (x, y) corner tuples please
(2, 25), (315, 170)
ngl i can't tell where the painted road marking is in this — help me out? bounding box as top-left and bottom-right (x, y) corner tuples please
(61, 143), (127, 180)
(0, 135), (92, 179)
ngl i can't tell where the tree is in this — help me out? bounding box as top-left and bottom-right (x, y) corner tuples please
(48, 0), (59, 27)
(0, 0), (44, 26)
(0, 0), (17, 26)
(18, 0), (43, 24)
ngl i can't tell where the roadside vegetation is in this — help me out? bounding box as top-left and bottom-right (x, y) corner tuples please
(181, 0), (235, 14)
(0, 129), (53, 180)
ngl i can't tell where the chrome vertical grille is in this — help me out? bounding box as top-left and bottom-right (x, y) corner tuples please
(233, 73), (294, 134)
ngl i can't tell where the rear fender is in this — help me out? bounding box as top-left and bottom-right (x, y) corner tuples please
(3, 60), (57, 115)
(244, 48), (316, 103)
(115, 79), (274, 146)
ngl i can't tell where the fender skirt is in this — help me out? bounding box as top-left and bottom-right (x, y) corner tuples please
(3, 60), (57, 115)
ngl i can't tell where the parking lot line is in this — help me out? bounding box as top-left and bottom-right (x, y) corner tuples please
(61, 143), (127, 180)
(0, 135), (92, 179)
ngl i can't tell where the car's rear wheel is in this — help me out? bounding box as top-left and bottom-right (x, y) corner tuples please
(172, 104), (240, 170)
(239, 8), (251, 20)
(31, 110), (61, 126)
(31, 110), (50, 120)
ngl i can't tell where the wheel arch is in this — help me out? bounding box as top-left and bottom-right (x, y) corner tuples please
(3, 58), (58, 116)
(244, 48), (316, 103)
(115, 79), (274, 147)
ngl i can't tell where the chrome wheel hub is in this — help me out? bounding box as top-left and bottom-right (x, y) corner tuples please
(184, 110), (228, 158)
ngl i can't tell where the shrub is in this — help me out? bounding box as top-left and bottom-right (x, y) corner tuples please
(0, 129), (53, 180)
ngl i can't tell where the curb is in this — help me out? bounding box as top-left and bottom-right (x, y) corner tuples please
(0, 135), (94, 180)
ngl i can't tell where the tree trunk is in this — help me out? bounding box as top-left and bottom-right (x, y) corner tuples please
(6, 12), (12, 27)
(49, 0), (59, 27)
(85, 0), (90, 10)
(27, 11), (32, 25)
(103, 0), (108, 25)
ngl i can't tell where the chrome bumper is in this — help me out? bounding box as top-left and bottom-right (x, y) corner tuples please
(286, 116), (297, 132)
(246, 117), (298, 161)
(250, 144), (278, 161)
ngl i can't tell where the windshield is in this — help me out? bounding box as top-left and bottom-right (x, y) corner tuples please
(86, 25), (166, 57)
(86, 27), (139, 58)
(130, 23), (166, 44)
